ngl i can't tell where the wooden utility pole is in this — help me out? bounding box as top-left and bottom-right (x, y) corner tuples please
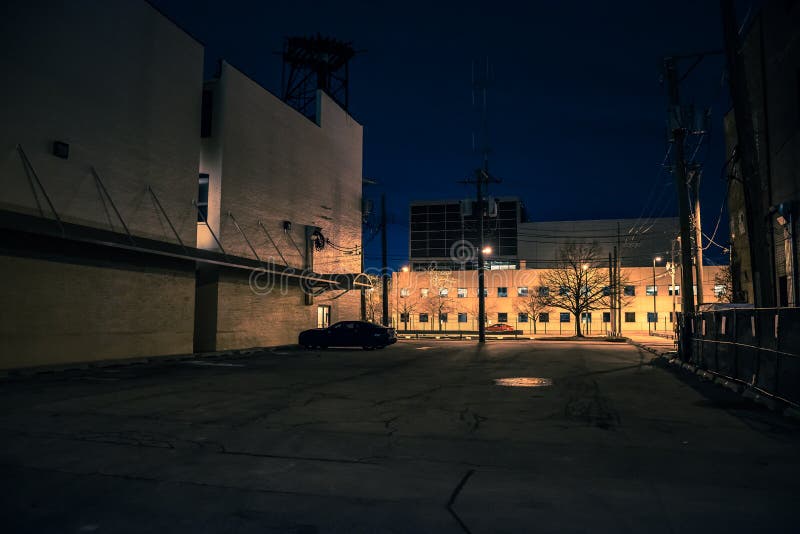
(609, 252), (616, 336)
(690, 169), (705, 305)
(381, 194), (389, 326)
(664, 57), (696, 359)
(720, 0), (775, 307)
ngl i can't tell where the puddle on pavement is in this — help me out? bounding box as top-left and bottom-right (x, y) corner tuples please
(494, 377), (553, 388)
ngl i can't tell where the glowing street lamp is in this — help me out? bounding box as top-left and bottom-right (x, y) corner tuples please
(482, 246), (492, 255)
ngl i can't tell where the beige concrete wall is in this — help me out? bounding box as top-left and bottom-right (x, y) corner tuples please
(0, 255), (195, 370)
(204, 63), (364, 348)
(214, 272), (361, 350)
(0, 0), (203, 245)
(0, 0), (202, 369)
(393, 266), (727, 334)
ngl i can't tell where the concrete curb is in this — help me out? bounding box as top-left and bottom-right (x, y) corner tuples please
(631, 339), (799, 418)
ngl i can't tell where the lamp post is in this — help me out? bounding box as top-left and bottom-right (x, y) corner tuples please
(652, 256), (662, 332)
(396, 265), (408, 330)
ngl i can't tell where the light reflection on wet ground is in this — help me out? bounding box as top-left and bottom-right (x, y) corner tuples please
(493, 377), (553, 387)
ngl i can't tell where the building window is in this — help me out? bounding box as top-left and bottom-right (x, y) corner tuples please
(646, 285), (657, 296)
(624, 285), (636, 296)
(713, 284), (726, 298)
(458, 312), (468, 323)
(400, 288), (410, 298)
(197, 173), (209, 222)
(581, 312), (591, 323)
(602, 312), (610, 323)
(625, 312), (635, 323)
(498, 312), (508, 322)
(560, 312), (570, 323)
(559, 286), (569, 296)
(457, 288), (467, 298)
(538, 286), (550, 297)
(602, 286), (611, 296)
(517, 287), (528, 297)
(497, 287), (508, 297)
(439, 313), (448, 323)
(669, 312), (674, 322)
(481, 288), (488, 297)
(539, 312), (549, 323)
(518, 312), (528, 323)
(647, 312), (657, 323)
(316, 305), (331, 328)
(439, 288), (449, 297)
(419, 313), (429, 322)
(669, 285), (680, 296)
(420, 288), (429, 298)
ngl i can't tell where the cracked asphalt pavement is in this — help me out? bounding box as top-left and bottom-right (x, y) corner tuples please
(2, 340), (800, 533)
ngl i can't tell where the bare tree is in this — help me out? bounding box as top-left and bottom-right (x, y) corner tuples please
(394, 290), (419, 331)
(538, 243), (610, 337)
(421, 268), (454, 331)
(713, 265), (734, 303)
(364, 273), (387, 324)
(514, 292), (550, 334)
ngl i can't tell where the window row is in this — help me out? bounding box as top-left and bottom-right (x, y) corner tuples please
(400, 284), (724, 299)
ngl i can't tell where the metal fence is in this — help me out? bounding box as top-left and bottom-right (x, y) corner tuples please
(677, 307), (800, 406)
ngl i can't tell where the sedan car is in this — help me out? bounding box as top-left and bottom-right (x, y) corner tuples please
(299, 321), (397, 350)
(486, 323), (515, 333)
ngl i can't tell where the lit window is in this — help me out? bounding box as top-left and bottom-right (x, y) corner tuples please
(559, 312), (570, 323)
(439, 288), (448, 297)
(498, 312), (508, 322)
(669, 285), (680, 296)
(457, 288), (467, 298)
(517, 287), (528, 297)
(497, 287), (508, 297)
(420, 288), (429, 298)
(625, 312), (635, 323)
(713, 284), (726, 298)
(646, 285), (657, 296)
(518, 312), (528, 322)
(400, 288), (410, 297)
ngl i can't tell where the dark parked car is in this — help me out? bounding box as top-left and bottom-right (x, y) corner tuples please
(299, 321), (397, 350)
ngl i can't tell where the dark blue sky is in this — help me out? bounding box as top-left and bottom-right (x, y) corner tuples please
(151, 0), (748, 269)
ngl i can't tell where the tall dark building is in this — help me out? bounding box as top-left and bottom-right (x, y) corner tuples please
(409, 197), (524, 270)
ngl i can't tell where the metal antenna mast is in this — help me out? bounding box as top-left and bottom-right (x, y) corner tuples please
(459, 58), (500, 343)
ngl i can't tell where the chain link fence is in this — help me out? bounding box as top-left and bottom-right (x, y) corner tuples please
(677, 308), (800, 406)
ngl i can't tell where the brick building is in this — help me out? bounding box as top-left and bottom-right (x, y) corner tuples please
(0, 0), (364, 369)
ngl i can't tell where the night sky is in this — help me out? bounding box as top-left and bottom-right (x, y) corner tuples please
(150, 0), (750, 270)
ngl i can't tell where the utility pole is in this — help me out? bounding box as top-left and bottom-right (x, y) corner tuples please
(671, 238), (677, 331)
(381, 194), (389, 326)
(690, 168), (705, 305)
(720, 0), (774, 307)
(609, 252), (616, 336)
(664, 57), (696, 359)
(616, 224), (622, 336)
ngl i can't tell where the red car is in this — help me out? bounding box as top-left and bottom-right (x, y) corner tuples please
(486, 323), (514, 333)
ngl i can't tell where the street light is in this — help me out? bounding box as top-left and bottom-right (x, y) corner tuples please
(396, 265), (409, 331)
(482, 246), (492, 255)
(652, 256), (662, 332)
